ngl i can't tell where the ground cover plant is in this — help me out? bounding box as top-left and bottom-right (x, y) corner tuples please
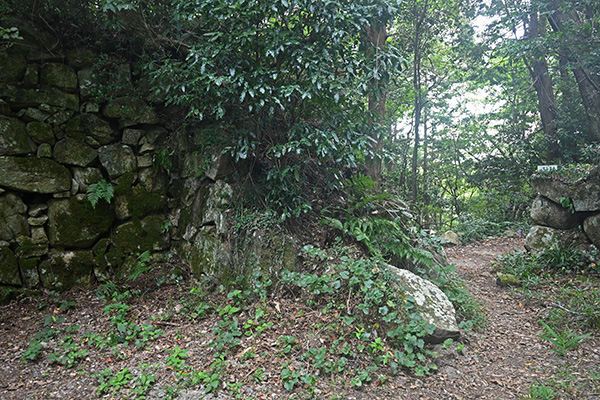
(4, 236), (600, 399)
(493, 246), (600, 398)
(9, 240), (482, 400)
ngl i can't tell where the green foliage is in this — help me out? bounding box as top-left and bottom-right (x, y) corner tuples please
(153, 148), (174, 175)
(322, 176), (434, 268)
(281, 245), (438, 375)
(166, 346), (189, 370)
(87, 179), (114, 209)
(0, 26), (21, 47)
(127, 251), (153, 281)
(453, 215), (529, 244)
(94, 367), (134, 396)
(539, 321), (590, 357)
(524, 380), (556, 400)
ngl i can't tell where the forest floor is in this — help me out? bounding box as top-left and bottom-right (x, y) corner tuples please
(1, 237), (599, 400)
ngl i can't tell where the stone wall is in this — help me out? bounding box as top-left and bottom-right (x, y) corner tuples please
(0, 40), (173, 294)
(0, 30), (299, 298)
(525, 168), (600, 254)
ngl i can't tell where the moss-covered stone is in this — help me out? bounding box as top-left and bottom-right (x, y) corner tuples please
(112, 215), (170, 254)
(0, 246), (21, 286)
(47, 196), (114, 248)
(525, 225), (590, 256)
(77, 68), (97, 99)
(583, 214), (600, 248)
(82, 114), (115, 145)
(27, 121), (55, 145)
(531, 169), (600, 212)
(0, 51), (26, 82)
(0, 156), (71, 193)
(12, 87), (79, 111)
(0, 192), (29, 242)
(183, 226), (298, 287)
(53, 137), (98, 167)
(139, 167), (169, 195)
(40, 63), (78, 90)
(67, 48), (96, 70)
(72, 167), (103, 191)
(496, 272), (520, 286)
(0, 115), (35, 155)
(98, 144), (137, 178)
(15, 237), (48, 258)
(530, 195), (580, 229)
(39, 250), (95, 290)
(19, 258), (40, 288)
(103, 97), (158, 124)
(114, 182), (167, 220)
(47, 109), (74, 125)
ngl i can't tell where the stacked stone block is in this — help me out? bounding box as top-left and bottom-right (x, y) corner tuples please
(0, 45), (171, 292)
(526, 169), (600, 255)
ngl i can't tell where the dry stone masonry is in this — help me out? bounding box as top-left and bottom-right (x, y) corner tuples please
(526, 167), (600, 255)
(0, 27), (299, 298)
(0, 41), (174, 295)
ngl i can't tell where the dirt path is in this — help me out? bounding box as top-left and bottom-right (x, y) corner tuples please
(390, 237), (598, 400)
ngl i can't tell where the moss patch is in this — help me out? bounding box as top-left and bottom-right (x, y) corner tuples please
(47, 196), (114, 248)
(39, 251), (95, 291)
(112, 215), (169, 255)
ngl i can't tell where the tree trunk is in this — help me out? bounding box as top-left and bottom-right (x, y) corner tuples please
(365, 23), (388, 183)
(525, 12), (559, 162)
(547, 1), (600, 141)
(410, 0), (426, 204)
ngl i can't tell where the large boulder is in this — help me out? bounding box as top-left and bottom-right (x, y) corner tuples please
(583, 214), (600, 249)
(530, 195), (579, 229)
(0, 193), (29, 241)
(0, 156), (71, 193)
(39, 250), (95, 290)
(385, 264), (460, 343)
(525, 225), (590, 256)
(440, 230), (460, 246)
(111, 215), (170, 254)
(0, 116), (35, 155)
(47, 195), (114, 248)
(53, 137), (98, 167)
(531, 172), (600, 212)
(98, 144), (137, 178)
(0, 246), (21, 286)
(40, 63), (78, 90)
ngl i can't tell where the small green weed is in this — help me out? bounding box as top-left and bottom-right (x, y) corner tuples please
(539, 321), (590, 356)
(166, 346), (189, 370)
(524, 380), (556, 399)
(48, 329), (88, 368)
(94, 367), (134, 396)
(128, 251), (153, 281)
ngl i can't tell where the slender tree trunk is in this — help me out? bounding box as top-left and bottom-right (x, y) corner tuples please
(525, 12), (559, 162)
(410, 0), (426, 204)
(365, 23), (388, 183)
